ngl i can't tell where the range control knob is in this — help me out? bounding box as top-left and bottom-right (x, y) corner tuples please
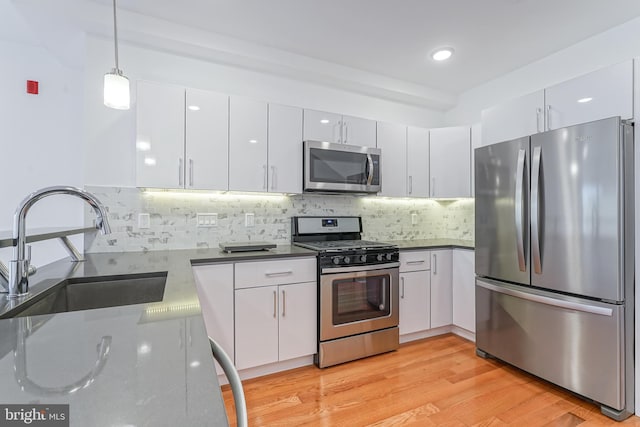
(360, 255), (367, 262)
(376, 254), (384, 262)
(343, 256), (351, 264)
(386, 253), (393, 261)
(332, 256), (342, 265)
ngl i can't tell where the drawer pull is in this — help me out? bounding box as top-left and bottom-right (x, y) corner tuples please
(265, 270), (293, 277)
(406, 260), (425, 265)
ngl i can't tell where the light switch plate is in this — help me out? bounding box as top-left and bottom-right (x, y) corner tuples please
(245, 213), (255, 227)
(138, 213), (151, 229)
(197, 213), (218, 227)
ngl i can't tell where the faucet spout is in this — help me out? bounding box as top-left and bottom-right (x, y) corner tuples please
(8, 186), (112, 298)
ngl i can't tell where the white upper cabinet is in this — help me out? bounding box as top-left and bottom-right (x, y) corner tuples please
(303, 109), (341, 143)
(406, 126), (430, 198)
(470, 122), (482, 197)
(481, 90), (544, 146)
(136, 82), (229, 191)
(482, 60), (634, 145)
(303, 109), (376, 147)
(185, 89), (229, 191)
(229, 96), (268, 192)
(136, 81), (186, 189)
(429, 126), (471, 198)
(341, 115), (377, 148)
(268, 104), (303, 194)
(376, 121), (407, 197)
(545, 60), (633, 130)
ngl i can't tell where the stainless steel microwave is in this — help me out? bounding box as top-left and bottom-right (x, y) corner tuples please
(303, 140), (381, 194)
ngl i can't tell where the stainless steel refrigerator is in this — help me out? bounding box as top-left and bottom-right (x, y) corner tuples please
(474, 116), (634, 420)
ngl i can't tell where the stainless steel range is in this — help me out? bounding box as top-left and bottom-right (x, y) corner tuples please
(292, 216), (399, 368)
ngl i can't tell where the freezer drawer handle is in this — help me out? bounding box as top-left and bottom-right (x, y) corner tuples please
(515, 149), (527, 272)
(476, 280), (613, 316)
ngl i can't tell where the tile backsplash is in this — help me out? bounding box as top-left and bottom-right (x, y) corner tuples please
(84, 186), (474, 253)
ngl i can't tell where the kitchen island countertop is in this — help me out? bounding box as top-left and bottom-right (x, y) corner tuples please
(0, 245), (316, 427)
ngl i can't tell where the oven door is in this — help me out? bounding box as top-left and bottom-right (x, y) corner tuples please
(304, 140), (381, 193)
(320, 264), (399, 341)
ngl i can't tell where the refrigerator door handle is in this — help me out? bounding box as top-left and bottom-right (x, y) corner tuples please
(476, 280), (613, 316)
(515, 149), (527, 272)
(531, 146), (542, 274)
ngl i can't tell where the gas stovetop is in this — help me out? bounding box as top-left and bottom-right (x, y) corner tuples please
(293, 239), (395, 252)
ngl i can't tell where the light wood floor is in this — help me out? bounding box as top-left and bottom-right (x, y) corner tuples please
(222, 334), (640, 426)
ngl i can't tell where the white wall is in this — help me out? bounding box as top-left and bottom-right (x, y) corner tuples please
(446, 15), (640, 125)
(83, 35), (446, 187)
(0, 3), (85, 269)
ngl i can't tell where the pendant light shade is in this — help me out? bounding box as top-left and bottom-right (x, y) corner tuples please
(104, 0), (130, 110)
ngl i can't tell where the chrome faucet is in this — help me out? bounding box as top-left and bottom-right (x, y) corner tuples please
(8, 186), (112, 298)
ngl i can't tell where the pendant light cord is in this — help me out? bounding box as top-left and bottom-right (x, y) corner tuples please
(112, 0), (120, 72)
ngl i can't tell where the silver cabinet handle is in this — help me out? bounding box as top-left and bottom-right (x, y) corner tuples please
(531, 146), (542, 274)
(515, 149), (527, 272)
(178, 158), (184, 187)
(536, 108), (543, 133)
(545, 105), (551, 131)
(406, 260), (425, 265)
(476, 280), (613, 316)
(273, 290), (277, 319)
(433, 253), (437, 275)
(334, 121), (341, 144)
(282, 290), (286, 317)
(263, 165), (267, 190)
(431, 177), (435, 197)
(344, 121), (349, 144)
(189, 159), (194, 187)
(408, 175), (413, 194)
(401, 277), (405, 299)
(265, 270), (293, 277)
(270, 166), (276, 190)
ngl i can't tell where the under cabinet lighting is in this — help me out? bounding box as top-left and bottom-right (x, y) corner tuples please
(577, 97), (593, 103)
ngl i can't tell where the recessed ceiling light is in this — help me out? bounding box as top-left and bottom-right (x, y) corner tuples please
(188, 105), (201, 111)
(249, 139), (258, 144)
(577, 97), (593, 103)
(431, 47), (454, 61)
(320, 119), (330, 124)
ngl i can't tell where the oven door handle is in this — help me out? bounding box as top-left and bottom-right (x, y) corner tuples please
(321, 262), (400, 274)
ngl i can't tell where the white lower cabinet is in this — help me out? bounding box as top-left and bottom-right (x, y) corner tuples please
(192, 264), (234, 376)
(235, 281), (317, 370)
(430, 250), (453, 329)
(452, 249), (476, 333)
(399, 270), (430, 335)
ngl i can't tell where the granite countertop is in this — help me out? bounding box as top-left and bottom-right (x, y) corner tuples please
(385, 239), (474, 250)
(0, 245), (316, 427)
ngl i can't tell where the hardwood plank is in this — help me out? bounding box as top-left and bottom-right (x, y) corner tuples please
(221, 334), (640, 426)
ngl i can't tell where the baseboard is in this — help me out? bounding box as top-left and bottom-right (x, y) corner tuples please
(400, 324), (475, 344)
(236, 355), (315, 381)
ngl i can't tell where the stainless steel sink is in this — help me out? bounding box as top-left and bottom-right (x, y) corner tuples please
(2, 273), (167, 319)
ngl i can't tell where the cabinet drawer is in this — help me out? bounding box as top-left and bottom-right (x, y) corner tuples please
(399, 250), (431, 272)
(235, 258), (316, 289)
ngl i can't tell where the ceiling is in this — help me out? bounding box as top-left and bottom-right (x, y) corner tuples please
(103, 0), (640, 95)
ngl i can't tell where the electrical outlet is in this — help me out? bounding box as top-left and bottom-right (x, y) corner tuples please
(138, 213), (150, 229)
(245, 213), (255, 227)
(197, 213), (218, 227)
(411, 213), (418, 225)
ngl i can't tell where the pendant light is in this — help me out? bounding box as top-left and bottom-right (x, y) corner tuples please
(103, 0), (130, 109)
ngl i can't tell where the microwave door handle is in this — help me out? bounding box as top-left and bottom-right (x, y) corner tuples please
(366, 154), (374, 185)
